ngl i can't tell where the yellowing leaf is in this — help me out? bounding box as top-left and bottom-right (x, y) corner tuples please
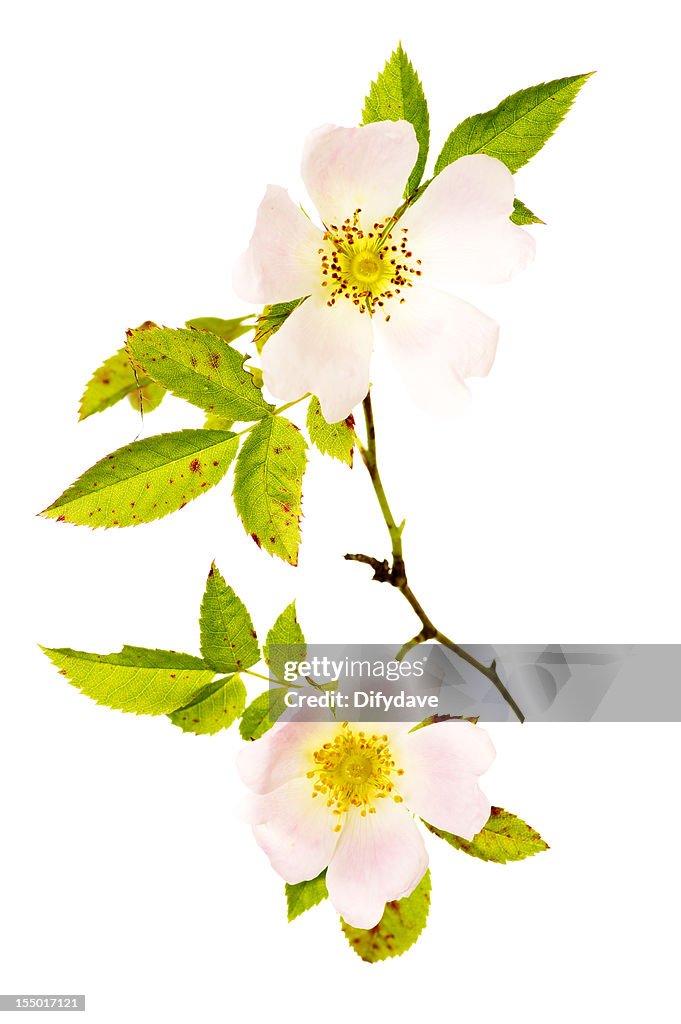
(264, 601), (306, 682)
(41, 645), (214, 715)
(168, 674), (247, 735)
(341, 869), (431, 962)
(127, 325), (272, 421)
(40, 429), (239, 528)
(425, 807), (549, 863)
(233, 416), (307, 565)
(199, 563), (259, 674)
(306, 397), (355, 466)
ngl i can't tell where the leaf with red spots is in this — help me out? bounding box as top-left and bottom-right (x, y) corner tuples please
(233, 416), (307, 565)
(341, 869), (431, 962)
(239, 687), (289, 741)
(425, 807), (549, 863)
(40, 429), (239, 528)
(40, 645), (215, 715)
(306, 397), (355, 467)
(78, 346), (162, 420)
(199, 563), (259, 674)
(127, 325), (272, 421)
(264, 601), (306, 683)
(168, 673), (247, 735)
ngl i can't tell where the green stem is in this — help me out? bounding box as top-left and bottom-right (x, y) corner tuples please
(346, 390), (525, 724)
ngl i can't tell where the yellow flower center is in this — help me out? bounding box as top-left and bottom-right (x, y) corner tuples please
(319, 209), (422, 321)
(307, 722), (405, 830)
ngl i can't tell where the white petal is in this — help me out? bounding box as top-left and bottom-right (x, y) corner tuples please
(232, 185), (323, 304)
(302, 122), (418, 230)
(326, 801), (428, 929)
(376, 284), (499, 413)
(401, 154), (536, 286)
(249, 777), (339, 884)
(395, 722), (495, 840)
(238, 722), (335, 795)
(261, 293), (373, 422)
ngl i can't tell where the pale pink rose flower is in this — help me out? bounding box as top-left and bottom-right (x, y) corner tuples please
(233, 121), (535, 422)
(238, 719), (495, 929)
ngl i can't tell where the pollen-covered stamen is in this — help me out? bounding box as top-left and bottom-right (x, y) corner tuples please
(319, 208), (422, 320)
(307, 722), (405, 831)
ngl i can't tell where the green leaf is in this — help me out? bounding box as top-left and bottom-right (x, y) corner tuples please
(264, 601), (306, 682)
(306, 397), (355, 467)
(40, 429), (239, 528)
(286, 871), (328, 922)
(127, 325), (272, 421)
(199, 563), (259, 674)
(425, 807), (549, 863)
(341, 869), (431, 962)
(253, 300), (304, 354)
(510, 197), (545, 226)
(233, 416), (307, 565)
(185, 316), (253, 343)
(204, 413), (234, 431)
(127, 381), (166, 414)
(79, 349), (149, 420)
(41, 645), (215, 715)
(168, 674), (247, 735)
(78, 321), (161, 420)
(239, 687), (288, 741)
(434, 73), (593, 176)
(363, 43), (430, 196)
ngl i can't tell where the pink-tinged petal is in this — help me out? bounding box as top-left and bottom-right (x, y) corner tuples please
(395, 722), (495, 840)
(302, 122), (418, 230)
(326, 801), (428, 929)
(249, 777), (339, 884)
(238, 722), (335, 795)
(375, 284), (499, 414)
(261, 293), (373, 422)
(232, 185), (323, 304)
(401, 154), (535, 286)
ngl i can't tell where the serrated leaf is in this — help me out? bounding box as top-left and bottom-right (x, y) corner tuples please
(200, 563), (259, 674)
(78, 348), (152, 420)
(127, 325), (272, 421)
(40, 429), (239, 528)
(510, 197), (545, 226)
(239, 687), (288, 741)
(265, 601), (306, 682)
(41, 645), (214, 715)
(168, 673), (246, 735)
(434, 73), (593, 176)
(286, 871), (328, 922)
(78, 321), (161, 420)
(363, 43), (430, 196)
(306, 397), (355, 467)
(341, 869), (431, 962)
(425, 807), (549, 863)
(253, 300), (304, 354)
(185, 316), (253, 343)
(127, 381), (166, 414)
(233, 416), (307, 565)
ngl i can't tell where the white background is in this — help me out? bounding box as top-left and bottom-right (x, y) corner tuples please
(2, 1), (679, 1020)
